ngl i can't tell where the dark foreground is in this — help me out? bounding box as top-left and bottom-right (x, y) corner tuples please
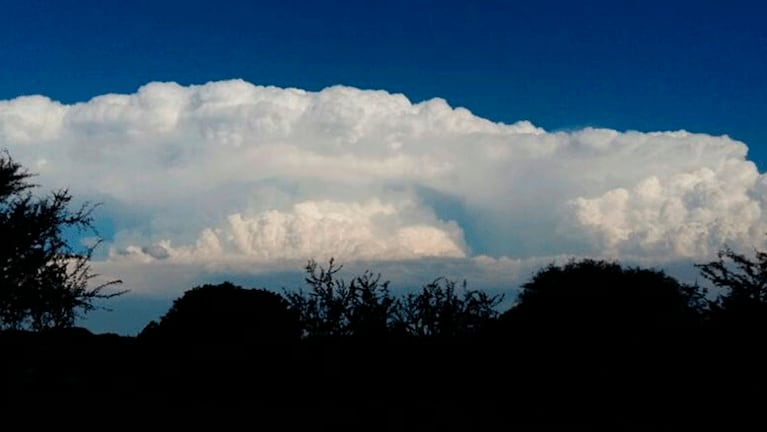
(1, 328), (764, 430)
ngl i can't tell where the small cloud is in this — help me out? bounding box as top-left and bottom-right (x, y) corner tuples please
(141, 243), (171, 260)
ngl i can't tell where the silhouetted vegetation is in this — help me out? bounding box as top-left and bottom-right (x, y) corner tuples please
(696, 244), (767, 330)
(284, 258), (503, 339)
(2, 217), (766, 427)
(284, 258), (396, 338)
(0, 152), (123, 330)
(502, 259), (707, 334)
(139, 281), (299, 342)
(393, 277), (503, 337)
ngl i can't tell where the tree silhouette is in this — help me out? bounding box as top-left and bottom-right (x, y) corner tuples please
(503, 259), (705, 333)
(285, 258), (503, 339)
(284, 258), (396, 338)
(0, 152), (124, 330)
(696, 245), (767, 329)
(140, 282), (299, 342)
(393, 277), (503, 337)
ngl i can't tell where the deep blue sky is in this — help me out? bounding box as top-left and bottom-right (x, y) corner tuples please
(2, 0), (766, 168)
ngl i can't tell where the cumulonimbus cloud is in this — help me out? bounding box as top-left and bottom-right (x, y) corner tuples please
(2, 79), (765, 271)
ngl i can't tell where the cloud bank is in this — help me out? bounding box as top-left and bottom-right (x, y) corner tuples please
(2, 80), (765, 299)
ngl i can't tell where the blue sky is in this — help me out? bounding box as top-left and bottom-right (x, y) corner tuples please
(3, 0), (766, 165)
(2, 0), (766, 334)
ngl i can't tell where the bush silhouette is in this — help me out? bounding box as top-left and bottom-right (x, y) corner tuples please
(140, 282), (299, 342)
(502, 259), (705, 334)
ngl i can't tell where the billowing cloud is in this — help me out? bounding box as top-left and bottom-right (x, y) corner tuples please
(2, 79), (766, 300)
(110, 198), (466, 265)
(566, 162), (765, 259)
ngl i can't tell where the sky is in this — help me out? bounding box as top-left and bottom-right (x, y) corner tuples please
(1, 0), (766, 334)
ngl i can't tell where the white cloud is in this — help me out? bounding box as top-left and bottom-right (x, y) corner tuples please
(109, 198), (466, 265)
(566, 161), (765, 259)
(2, 79), (766, 299)
(0, 96), (66, 144)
